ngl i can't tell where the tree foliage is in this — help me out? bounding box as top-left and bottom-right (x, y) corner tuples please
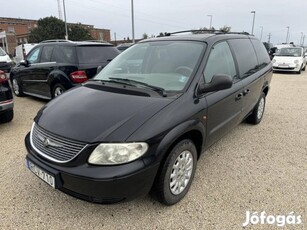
(29, 16), (93, 42)
(219, 25), (231, 33)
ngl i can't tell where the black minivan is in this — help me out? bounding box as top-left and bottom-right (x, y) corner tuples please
(10, 40), (120, 99)
(25, 32), (272, 205)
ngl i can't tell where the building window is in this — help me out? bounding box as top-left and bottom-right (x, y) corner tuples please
(99, 32), (104, 40)
(8, 26), (15, 32)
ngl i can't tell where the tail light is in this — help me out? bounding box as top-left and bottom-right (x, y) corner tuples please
(70, 71), (88, 83)
(0, 71), (8, 84)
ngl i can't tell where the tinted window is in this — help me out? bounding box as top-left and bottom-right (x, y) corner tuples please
(76, 46), (119, 64)
(251, 39), (270, 67)
(52, 46), (76, 63)
(40, 46), (54, 63)
(228, 39), (258, 78)
(203, 41), (237, 83)
(27, 47), (41, 64)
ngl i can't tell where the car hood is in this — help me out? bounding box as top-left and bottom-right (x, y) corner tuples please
(0, 55), (10, 62)
(35, 84), (173, 143)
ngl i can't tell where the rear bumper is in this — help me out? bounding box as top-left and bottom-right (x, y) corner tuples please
(25, 133), (159, 203)
(0, 99), (14, 112)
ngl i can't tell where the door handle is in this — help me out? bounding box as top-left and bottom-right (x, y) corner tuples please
(235, 93), (243, 101)
(243, 89), (250, 96)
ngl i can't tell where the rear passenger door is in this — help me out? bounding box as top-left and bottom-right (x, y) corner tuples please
(203, 41), (244, 147)
(228, 39), (269, 117)
(34, 46), (55, 98)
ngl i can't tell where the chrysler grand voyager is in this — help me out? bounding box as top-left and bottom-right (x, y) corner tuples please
(25, 32), (272, 205)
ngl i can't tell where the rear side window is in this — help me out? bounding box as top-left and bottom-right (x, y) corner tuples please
(203, 41), (237, 83)
(250, 39), (270, 68)
(52, 46), (76, 63)
(76, 46), (119, 64)
(40, 46), (54, 63)
(228, 39), (258, 78)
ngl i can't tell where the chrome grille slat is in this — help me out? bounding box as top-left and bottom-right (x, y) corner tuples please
(31, 123), (87, 163)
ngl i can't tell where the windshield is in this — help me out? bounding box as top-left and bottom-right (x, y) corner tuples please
(0, 47), (6, 56)
(94, 41), (206, 92)
(276, 48), (302, 57)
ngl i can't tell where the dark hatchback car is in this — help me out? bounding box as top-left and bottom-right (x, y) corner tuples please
(25, 32), (272, 205)
(0, 70), (14, 123)
(10, 40), (120, 99)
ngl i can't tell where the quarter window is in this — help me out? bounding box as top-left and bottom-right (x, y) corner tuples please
(203, 41), (237, 83)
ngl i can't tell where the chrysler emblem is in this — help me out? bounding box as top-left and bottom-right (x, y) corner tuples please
(37, 134), (63, 148)
(43, 138), (50, 147)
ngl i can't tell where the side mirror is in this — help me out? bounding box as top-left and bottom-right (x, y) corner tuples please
(20, 60), (29, 66)
(304, 52), (307, 57)
(198, 74), (233, 94)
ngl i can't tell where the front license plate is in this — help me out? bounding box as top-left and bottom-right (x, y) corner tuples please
(26, 160), (55, 188)
(278, 64), (289, 68)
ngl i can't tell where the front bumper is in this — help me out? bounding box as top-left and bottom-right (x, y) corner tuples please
(25, 133), (160, 203)
(272, 63), (301, 72)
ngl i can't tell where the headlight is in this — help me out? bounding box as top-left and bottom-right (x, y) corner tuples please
(272, 59), (276, 63)
(88, 143), (148, 165)
(294, 60), (299, 64)
(6, 57), (12, 63)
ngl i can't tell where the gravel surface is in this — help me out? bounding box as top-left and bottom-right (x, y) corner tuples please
(0, 72), (306, 230)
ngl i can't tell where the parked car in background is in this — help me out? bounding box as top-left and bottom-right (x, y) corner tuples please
(0, 47), (14, 73)
(116, 43), (134, 52)
(0, 70), (14, 123)
(272, 47), (306, 74)
(24, 32), (272, 205)
(13, 43), (37, 64)
(10, 40), (120, 99)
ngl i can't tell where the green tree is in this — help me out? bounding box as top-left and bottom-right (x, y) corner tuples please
(142, 33), (148, 39)
(68, 25), (92, 41)
(220, 25), (231, 33)
(29, 16), (93, 42)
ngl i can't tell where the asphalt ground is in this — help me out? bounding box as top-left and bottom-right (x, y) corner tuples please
(0, 72), (306, 229)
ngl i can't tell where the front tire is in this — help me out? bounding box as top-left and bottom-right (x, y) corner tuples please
(246, 92), (266, 124)
(153, 139), (197, 205)
(0, 110), (14, 123)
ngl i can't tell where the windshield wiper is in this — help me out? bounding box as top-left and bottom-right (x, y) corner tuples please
(109, 77), (167, 97)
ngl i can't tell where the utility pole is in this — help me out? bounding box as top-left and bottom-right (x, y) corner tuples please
(302, 35), (305, 46)
(300, 32), (303, 46)
(268, 33), (271, 43)
(114, 32), (117, 46)
(63, 0), (68, 40)
(286, 26), (290, 43)
(207, 15), (213, 29)
(57, 0), (63, 20)
(251, 11), (256, 35)
(259, 26), (263, 41)
(131, 0), (135, 43)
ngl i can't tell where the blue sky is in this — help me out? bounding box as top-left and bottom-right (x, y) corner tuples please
(2, 0), (307, 45)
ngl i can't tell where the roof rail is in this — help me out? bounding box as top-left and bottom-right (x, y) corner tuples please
(80, 40), (108, 43)
(158, 30), (251, 37)
(39, 39), (74, 44)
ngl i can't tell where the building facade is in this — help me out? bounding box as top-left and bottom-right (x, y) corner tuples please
(0, 17), (111, 55)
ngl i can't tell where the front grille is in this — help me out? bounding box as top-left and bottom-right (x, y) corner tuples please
(31, 123), (87, 163)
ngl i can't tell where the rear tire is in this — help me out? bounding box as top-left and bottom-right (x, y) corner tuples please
(0, 110), (14, 123)
(152, 139), (197, 205)
(11, 77), (25, 97)
(52, 84), (66, 98)
(302, 65), (306, 71)
(246, 92), (266, 125)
